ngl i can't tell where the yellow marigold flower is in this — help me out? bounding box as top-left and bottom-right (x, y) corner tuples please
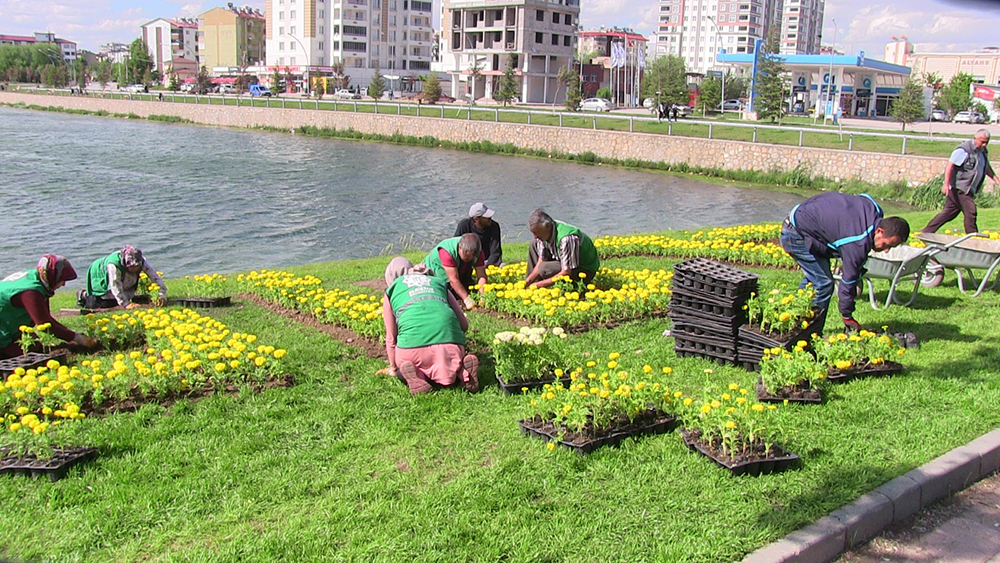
(273, 349), (287, 359)
(683, 397), (693, 406)
(725, 421), (737, 429)
(9, 423), (22, 432)
(752, 404), (765, 412)
(546, 442), (556, 451)
(728, 383), (739, 390)
(662, 366), (673, 374)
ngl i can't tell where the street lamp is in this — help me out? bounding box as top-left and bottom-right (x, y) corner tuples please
(707, 16), (726, 114)
(826, 18), (837, 123)
(283, 34), (310, 94)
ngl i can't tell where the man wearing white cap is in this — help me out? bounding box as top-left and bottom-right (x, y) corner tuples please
(454, 202), (503, 267)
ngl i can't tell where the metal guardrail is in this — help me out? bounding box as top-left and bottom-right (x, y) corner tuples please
(8, 86), (966, 156)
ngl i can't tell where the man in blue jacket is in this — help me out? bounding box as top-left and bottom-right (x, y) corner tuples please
(780, 193), (910, 333)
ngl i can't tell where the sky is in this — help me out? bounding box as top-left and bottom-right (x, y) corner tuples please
(1, 0), (999, 58)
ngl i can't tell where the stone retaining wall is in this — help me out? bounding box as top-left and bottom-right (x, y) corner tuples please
(0, 92), (946, 185)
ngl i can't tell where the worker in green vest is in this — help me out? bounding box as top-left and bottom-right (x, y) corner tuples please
(1, 255), (99, 358)
(421, 233), (488, 310)
(525, 208), (600, 289)
(381, 257), (479, 395)
(80, 245), (167, 309)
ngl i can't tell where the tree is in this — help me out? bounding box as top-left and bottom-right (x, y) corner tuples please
(640, 55), (687, 106)
(939, 72), (974, 118)
(72, 57), (88, 89)
(167, 68), (180, 91)
(698, 76), (722, 113)
(422, 72), (442, 103)
(271, 68), (283, 93)
(494, 60), (518, 106)
(889, 77), (926, 131)
(284, 69), (295, 93)
(41, 64), (69, 87)
(753, 31), (788, 123)
(368, 67), (385, 100)
(313, 77), (326, 98)
(94, 59), (113, 90)
(580, 50), (600, 65)
(595, 86), (612, 100)
(557, 65), (581, 111)
(141, 68), (153, 90)
(195, 65), (212, 95)
(921, 71), (944, 94)
(128, 38), (153, 85)
(468, 59), (483, 105)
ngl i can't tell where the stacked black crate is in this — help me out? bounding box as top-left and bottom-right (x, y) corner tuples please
(669, 258), (759, 365)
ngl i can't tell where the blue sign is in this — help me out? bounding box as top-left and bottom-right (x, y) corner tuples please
(707, 70), (723, 77)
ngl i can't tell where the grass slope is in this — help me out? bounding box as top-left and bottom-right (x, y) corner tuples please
(2, 210), (999, 562)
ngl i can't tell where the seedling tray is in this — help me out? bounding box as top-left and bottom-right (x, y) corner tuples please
(680, 429), (800, 476)
(0, 351), (69, 375)
(673, 258), (759, 290)
(175, 296), (232, 308)
(670, 293), (743, 319)
(0, 447), (98, 482)
(497, 374), (572, 395)
(519, 415), (678, 455)
(672, 272), (758, 301)
(754, 379), (823, 404)
(668, 306), (743, 332)
(827, 361), (904, 383)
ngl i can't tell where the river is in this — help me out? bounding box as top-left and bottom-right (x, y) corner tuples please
(0, 106), (804, 283)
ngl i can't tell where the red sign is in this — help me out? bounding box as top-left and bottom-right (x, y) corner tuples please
(973, 85), (999, 101)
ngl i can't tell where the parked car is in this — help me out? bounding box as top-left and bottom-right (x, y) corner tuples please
(579, 97), (613, 112)
(953, 111), (986, 124)
(124, 84), (146, 93)
(719, 99), (743, 111)
(335, 89), (361, 99)
(249, 84), (272, 97)
(216, 83), (235, 94)
(179, 83), (195, 93)
(674, 104), (694, 117)
(930, 109), (949, 122)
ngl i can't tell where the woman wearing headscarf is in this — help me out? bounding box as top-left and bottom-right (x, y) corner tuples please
(80, 245), (167, 309)
(0, 255), (99, 358)
(381, 256), (479, 395)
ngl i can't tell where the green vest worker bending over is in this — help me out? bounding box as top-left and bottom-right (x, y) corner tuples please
(525, 208), (600, 289)
(421, 234), (488, 310)
(381, 257), (480, 395)
(81, 245), (167, 310)
(1, 255), (99, 358)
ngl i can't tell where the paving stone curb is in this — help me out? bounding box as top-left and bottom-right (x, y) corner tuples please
(741, 428), (1000, 563)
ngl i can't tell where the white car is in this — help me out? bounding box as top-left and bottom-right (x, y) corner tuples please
(719, 99), (744, 111)
(124, 84), (146, 93)
(335, 89), (361, 100)
(953, 111), (986, 124)
(579, 97), (613, 112)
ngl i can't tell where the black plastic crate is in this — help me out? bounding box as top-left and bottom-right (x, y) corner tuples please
(670, 284), (747, 308)
(670, 323), (738, 341)
(670, 327), (738, 351)
(673, 258), (759, 291)
(669, 292), (744, 320)
(668, 306), (743, 332)
(672, 272), (759, 301)
(674, 337), (738, 360)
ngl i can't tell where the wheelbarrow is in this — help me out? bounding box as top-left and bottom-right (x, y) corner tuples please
(916, 232), (1000, 297)
(858, 233), (982, 310)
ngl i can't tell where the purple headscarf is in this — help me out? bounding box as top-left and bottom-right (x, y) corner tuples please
(121, 245), (144, 268)
(36, 254), (77, 295)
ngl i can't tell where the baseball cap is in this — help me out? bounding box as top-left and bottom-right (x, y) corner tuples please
(469, 203), (495, 218)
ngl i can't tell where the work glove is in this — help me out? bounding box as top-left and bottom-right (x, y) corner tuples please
(463, 295), (477, 310)
(73, 333), (99, 349)
(154, 297), (167, 307)
(843, 317), (862, 332)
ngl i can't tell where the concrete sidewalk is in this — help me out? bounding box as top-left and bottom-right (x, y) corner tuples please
(742, 429), (1000, 563)
(839, 470), (1000, 563)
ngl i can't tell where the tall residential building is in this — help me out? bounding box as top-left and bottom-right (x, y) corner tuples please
(142, 18), (200, 80)
(199, 6), (266, 70)
(778, 0), (822, 55)
(264, 0), (435, 90)
(653, 0), (823, 74)
(440, 0), (581, 104)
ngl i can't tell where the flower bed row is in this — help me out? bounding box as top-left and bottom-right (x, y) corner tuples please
(593, 223), (795, 268)
(2, 308), (289, 461)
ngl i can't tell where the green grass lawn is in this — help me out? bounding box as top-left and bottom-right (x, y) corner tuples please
(3, 210), (1000, 561)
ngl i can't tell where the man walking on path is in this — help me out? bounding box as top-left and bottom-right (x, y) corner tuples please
(923, 129), (999, 235)
(780, 193), (909, 333)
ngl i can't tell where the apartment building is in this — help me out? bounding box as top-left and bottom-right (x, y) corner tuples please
(440, 0), (580, 104)
(142, 18), (200, 80)
(199, 5), (266, 70)
(0, 32), (77, 62)
(653, 0), (823, 74)
(264, 0), (435, 91)
(778, 0), (822, 55)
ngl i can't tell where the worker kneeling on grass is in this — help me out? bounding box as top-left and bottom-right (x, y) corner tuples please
(79, 245), (167, 310)
(524, 208), (600, 289)
(780, 193), (910, 334)
(421, 233), (488, 310)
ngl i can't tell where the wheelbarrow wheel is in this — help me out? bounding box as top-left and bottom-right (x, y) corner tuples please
(921, 259), (944, 287)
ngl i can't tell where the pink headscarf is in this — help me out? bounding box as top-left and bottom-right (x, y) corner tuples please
(36, 254), (77, 295)
(121, 245), (144, 268)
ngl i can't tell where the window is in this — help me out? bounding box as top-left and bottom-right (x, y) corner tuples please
(563, 35), (570, 47)
(279, 11), (284, 20)
(279, 56), (284, 64)
(551, 34), (558, 45)
(319, 26), (324, 35)
(279, 26), (284, 35)
(290, 26), (296, 34)
(552, 12), (559, 23)
(319, 42), (324, 50)
(290, 10), (296, 18)
(535, 31), (543, 43)
(536, 10), (544, 21)
(290, 56), (296, 64)
(279, 42), (285, 50)
(319, 10), (324, 18)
